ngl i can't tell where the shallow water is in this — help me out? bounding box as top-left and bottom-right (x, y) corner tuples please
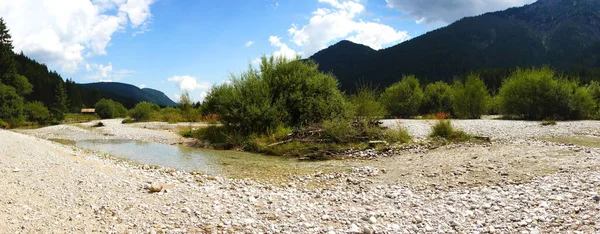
(76, 139), (356, 183)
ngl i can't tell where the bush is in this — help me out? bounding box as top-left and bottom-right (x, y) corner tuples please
(0, 84), (24, 127)
(95, 99), (128, 119)
(587, 81), (600, 118)
(24, 101), (51, 124)
(129, 102), (160, 121)
(161, 107), (184, 123)
(498, 67), (596, 120)
(322, 119), (358, 144)
(349, 85), (387, 122)
(383, 123), (412, 144)
(422, 81), (453, 115)
(203, 55), (349, 134)
(452, 74), (490, 119)
(380, 75), (424, 118)
(429, 120), (470, 142)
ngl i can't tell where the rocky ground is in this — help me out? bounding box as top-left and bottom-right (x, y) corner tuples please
(2, 119), (600, 233)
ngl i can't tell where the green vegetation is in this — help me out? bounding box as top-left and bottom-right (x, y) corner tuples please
(429, 120), (471, 142)
(24, 101), (51, 125)
(380, 75), (424, 118)
(541, 119), (557, 126)
(95, 99), (128, 119)
(349, 85), (387, 122)
(203, 55), (348, 134)
(498, 67), (596, 120)
(0, 84), (24, 128)
(129, 102), (160, 121)
(452, 74), (490, 119)
(193, 56), (411, 157)
(422, 81), (453, 115)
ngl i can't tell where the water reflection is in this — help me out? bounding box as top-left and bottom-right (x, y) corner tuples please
(75, 139), (355, 182)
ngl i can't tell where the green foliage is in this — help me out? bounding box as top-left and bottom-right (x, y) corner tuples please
(588, 81), (600, 118)
(24, 101), (51, 124)
(322, 119), (358, 144)
(383, 124), (412, 144)
(452, 74), (490, 119)
(0, 84), (24, 127)
(50, 81), (68, 121)
(498, 67), (596, 120)
(422, 81), (453, 115)
(349, 85), (387, 122)
(380, 75), (424, 118)
(129, 102), (160, 121)
(204, 55), (349, 134)
(429, 120), (471, 142)
(161, 107), (184, 123)
(95, 99), (128, 119)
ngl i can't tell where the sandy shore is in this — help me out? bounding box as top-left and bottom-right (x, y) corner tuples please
(2, 119), (600, 233)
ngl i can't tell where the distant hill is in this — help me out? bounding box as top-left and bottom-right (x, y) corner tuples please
(309, 0), (600, 92)
(77, 82), (177, 108)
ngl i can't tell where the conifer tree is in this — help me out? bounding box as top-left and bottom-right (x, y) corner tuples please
(50, 81), (68, 121)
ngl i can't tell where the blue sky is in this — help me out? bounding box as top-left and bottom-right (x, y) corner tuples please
(0, 0), (535, 102)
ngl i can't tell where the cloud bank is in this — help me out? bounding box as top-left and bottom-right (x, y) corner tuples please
(385, 0), (536, 24)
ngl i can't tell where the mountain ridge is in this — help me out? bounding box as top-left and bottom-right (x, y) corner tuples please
(309, 0), (600, 92)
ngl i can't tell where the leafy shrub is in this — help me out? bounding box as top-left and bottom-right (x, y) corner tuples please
(95, 99), (128, 119)
(541, 119), (557, 126)
(161, 107), (184, 123)
(349, 85), (387, 122)
(24, 101), (51, 124)
(204, 55), (349, 134)
(383, 123), (412, 144)
(587, 81), (600, 118)
(429, 120), (470, 142)
(422, 81), (453, 115)
(498, 67), (596, 120)
(380, 75), (424, 118)
(129, 102), (160, 121)
(0, 84), (24, 127)
(322, 119), (358, 144)
(452, 74), (490, 119)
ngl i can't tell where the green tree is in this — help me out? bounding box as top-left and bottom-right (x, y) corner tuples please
(50, 81), (68, 121)
(497, 67), (596, 120)
(0, 84), (24, 126)
(380, 75), (424, 118)
(349, 85), (387, 122)
(129, 102), (160, 121)
(179, 90), (196, 121)
(24, 101), (51, 124)
(422, 81), (453, 114)
(0, 18), (33, 97)
(204, 55), (348, 133)
(95, 99), (127, 119)
(452, 74), (490, 119)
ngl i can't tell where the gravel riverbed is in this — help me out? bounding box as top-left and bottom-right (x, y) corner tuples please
(2, 119), (600, 233)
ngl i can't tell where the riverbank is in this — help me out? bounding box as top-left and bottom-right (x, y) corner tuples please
(3, 119), (600, 232)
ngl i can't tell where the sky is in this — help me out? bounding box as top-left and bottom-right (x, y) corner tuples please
(0, 0), (536, 102)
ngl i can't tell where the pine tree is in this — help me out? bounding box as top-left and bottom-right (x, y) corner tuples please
(0, 17), (18, 84)
(50, 81), (68, 121)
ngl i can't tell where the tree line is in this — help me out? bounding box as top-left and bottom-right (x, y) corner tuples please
(0, 18), (113, 128)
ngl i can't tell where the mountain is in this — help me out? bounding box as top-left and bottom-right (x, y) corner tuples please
(310, 0), (600, 92)
(77, 82), (177, 108)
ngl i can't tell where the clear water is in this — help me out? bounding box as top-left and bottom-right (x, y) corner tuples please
(75, 139), (357, 183)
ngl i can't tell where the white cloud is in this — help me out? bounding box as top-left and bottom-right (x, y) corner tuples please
(385, 0), (535, 25)
(0, 0), (156, 74)
(245, 41), (255, 47)
(167, 75), (211, 91)
(268, 36), (301, 59)
(139, 84), (146, 89)
(99, 79), (113, 82)
(84, 62), (135, 81)
(287, 0), (411, 56)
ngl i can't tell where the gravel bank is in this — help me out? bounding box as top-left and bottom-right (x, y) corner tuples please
(3, 119), (600, 233)
(383, 119), (600, 141)
(17, 119), (198, 145)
